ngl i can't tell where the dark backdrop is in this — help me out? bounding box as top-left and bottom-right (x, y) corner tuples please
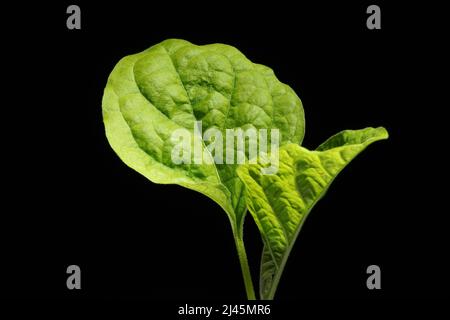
(2, 0), (447, 304)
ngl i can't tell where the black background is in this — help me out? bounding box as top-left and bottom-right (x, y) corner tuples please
(2, 0), (447, 305)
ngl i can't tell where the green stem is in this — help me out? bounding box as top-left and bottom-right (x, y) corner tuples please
(233, 234), (256, 300)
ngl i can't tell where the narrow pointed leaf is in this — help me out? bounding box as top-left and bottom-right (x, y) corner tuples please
(237, 127), (388, 299)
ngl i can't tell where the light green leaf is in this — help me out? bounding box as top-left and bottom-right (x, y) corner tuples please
(237, 127), (388, 299)
(102, 39), (305, 299)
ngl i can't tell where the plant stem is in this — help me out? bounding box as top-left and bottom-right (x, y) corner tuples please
(233, 234), (256, 300)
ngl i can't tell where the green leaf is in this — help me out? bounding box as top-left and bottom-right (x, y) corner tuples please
(236, 127), (388, 299)
(102, 39), (305, 299)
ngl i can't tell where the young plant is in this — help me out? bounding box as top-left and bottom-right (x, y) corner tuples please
(102, 39), (388, 299)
